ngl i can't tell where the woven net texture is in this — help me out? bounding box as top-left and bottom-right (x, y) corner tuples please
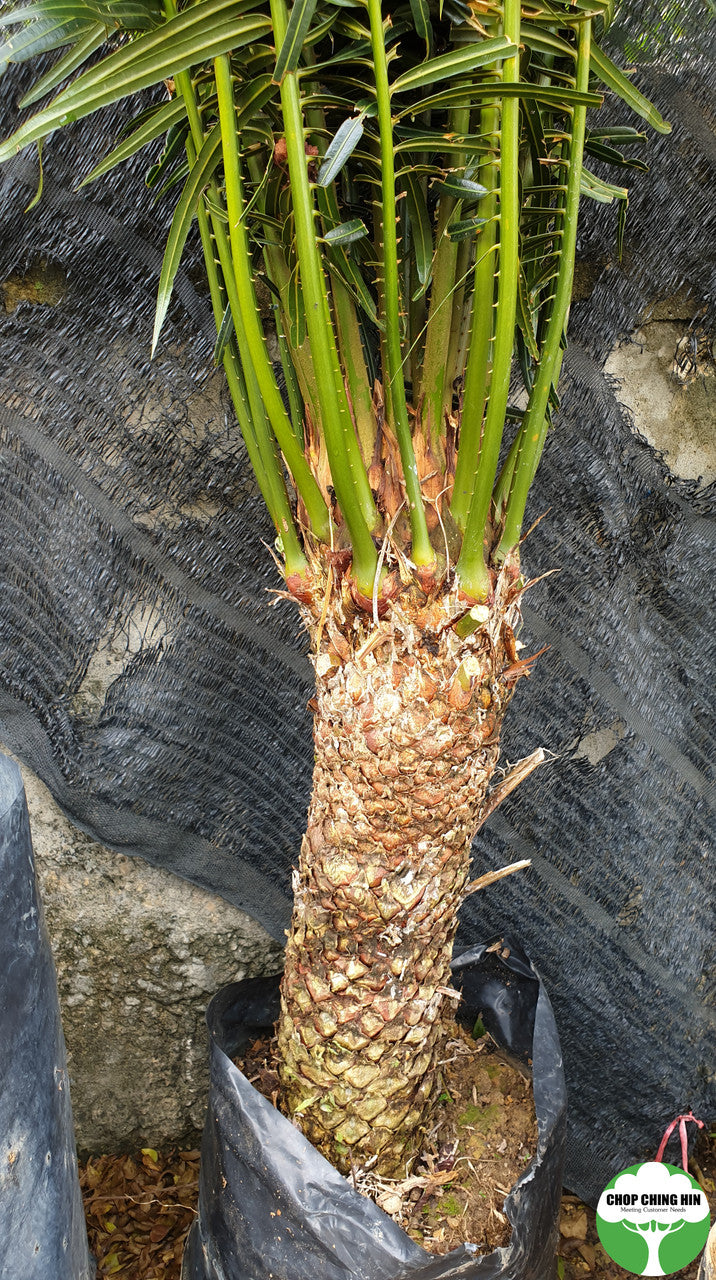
(0, 0), (713, 1205)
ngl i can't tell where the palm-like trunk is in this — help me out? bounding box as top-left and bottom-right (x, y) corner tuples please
(278, 563), (525, 1174)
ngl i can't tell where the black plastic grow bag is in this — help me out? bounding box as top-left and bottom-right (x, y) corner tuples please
(183, 938), (566, 1280)
(0, 753), (92, 1280)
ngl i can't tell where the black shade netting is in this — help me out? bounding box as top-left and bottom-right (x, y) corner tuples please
(0, 0), (713, 1206)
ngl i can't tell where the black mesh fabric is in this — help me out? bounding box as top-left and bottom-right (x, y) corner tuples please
(0, 0), (713, 1206)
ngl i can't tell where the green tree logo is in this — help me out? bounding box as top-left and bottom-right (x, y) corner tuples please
(597, 1162), (710, 1276)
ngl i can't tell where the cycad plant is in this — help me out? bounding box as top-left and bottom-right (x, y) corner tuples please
(0, 0), (668, 1176)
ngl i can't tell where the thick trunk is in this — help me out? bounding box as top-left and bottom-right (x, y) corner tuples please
(278, 569), (524, 1174)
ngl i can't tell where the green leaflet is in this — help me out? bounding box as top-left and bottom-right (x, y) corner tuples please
(408, 0), (432, 55)
(394, 126), (491, 156)
(241, 119), (275, 151)
(317, 112), (365, 186)
(442, 0), (471, 23)
(331, 12), (370, 39)
(587, 126), (646, 143)
(522, 95), (548, 182)
(396, 82), (603, 120)
(539, 0), (612, 11)
(403, 169), (432, 286)
(390, 35), (517, 95)
(0, 0), (160, 29)
(0, 15), (93, 71)
(232, 73), (278, 125)
(0, 3), (53, 24)
(212, 301), (235, 366)
(286, 263), (307, 350)
(298, 38), (372, 73)
(436, 174), (488, 202)
(145, 119), (188, 190)
(528, 262), (560, 300)
(519, 22), (576, 60)
(18, 23), (107, 106)
(584, 137), (649, 171)
(590, 43), (671, 134)
(520, 228), (564, 258)
(276, 325), (305, 437)
(0, 0), (271, 161)
(326, 254), (380, 329)
(447, 215), (487, 241)
(203, 191), (229, 224)
(151, 153), (188, 199)
(301, 9), (338, 49)
(580, 166), (628, 203)
(233, 41), (274, 75)
(152, 123), (223, 352)
(516, 265), (539, 361)
(523, 182), (567, 196)
(273, 0), (318, 82)
(322, 218), (368, 246)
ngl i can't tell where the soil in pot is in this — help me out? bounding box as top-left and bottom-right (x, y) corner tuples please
(235, 1016), (537, 1257)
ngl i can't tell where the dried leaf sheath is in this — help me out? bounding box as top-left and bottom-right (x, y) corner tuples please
(278, 564), (525, 1173)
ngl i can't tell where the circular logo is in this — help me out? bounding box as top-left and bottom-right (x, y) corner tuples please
(596, 1161), (710, 1276)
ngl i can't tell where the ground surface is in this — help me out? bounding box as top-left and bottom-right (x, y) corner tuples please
(79, 1126), (715, 1277)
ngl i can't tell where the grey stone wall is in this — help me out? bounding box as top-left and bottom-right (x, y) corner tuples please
(20, 763), (282, 1154)
(605, 293), (716, 485)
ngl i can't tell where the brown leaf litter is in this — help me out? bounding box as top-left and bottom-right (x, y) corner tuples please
(79, 1147), (199, 1278)
(78, 1102), (716, 1275)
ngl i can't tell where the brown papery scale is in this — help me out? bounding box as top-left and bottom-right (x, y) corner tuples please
(278, 551), (528, 1175)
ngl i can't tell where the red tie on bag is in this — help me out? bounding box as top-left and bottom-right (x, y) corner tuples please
(654, 1112), (705, 1172)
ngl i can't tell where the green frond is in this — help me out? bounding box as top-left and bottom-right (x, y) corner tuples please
(0, 0), (672, 598)
(0, 0), (271, 162)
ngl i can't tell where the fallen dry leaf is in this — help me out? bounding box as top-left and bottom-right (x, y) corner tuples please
(79, 1147), (199, 1278)
(578, 1242), (596, 1268)
(560, 1209), (588, 1240)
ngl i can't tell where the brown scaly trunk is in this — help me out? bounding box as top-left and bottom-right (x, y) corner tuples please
(277, 558), (527, 1175)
